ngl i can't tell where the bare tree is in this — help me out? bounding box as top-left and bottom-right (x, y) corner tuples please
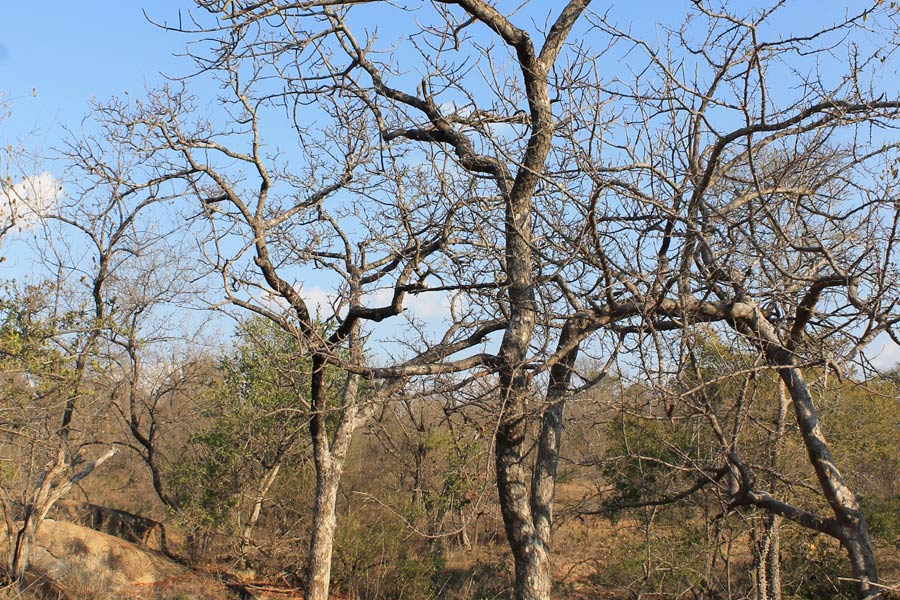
(0, 106), (190, 583)
(188, 3), (589, 598)
(113, 10), (508, 595)
(554, 5), (900, 599)
(115, 1), (900, 598)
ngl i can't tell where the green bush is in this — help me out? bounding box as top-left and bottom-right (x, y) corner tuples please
(861, 496), (900, 542)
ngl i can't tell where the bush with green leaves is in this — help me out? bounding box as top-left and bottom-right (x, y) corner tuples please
(171, 317), (314, 551)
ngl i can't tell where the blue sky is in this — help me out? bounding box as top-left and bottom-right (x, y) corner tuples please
(1, 2), (195, 145)
(0, 1), (865, 151)
(0, 1), (693, 145)
(2, 1), (898, 368)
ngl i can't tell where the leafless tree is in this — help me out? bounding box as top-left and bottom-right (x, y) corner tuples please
(0, 106), (191, 584)
(116, 1), (900, 598)
(554, 5), (900, 599)
(174, 2), (590, 598)
(119, 7), (508, 596)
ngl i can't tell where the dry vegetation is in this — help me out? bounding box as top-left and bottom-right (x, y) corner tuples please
(3, 2), (900, 599)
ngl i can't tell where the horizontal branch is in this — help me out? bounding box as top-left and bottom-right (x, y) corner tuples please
(589, 466), (729, 514)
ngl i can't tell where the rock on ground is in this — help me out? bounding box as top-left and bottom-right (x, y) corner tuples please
(10, 519), (234, 599)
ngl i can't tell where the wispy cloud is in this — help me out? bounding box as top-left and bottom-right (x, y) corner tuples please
(260, 285), (342, 319)
(365, 287), (459, 321)
(867, 338), (900, 371)
(261, 284), (459, 325)
(1, 171), (62, 233)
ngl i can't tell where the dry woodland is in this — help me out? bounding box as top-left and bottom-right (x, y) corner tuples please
(2, 2), (900, 599)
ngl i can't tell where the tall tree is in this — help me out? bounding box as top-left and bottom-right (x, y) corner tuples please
(559, 6), (900, 598)
(116, 10), (505, 597)
(177, 3), (590, 598)
(0, 106), (189, 583)
(123, 2), (900, 598)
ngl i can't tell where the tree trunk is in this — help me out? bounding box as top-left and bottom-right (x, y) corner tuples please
(495, 321), (581, 600)
(239, 462), (281, 566)
(304, 323), (370, 600)
(733, 304), (879, 600)
(780, 366), (878, 600)
(842, 523), (879, 600)
(765, 524), (781, 600)
(515, 542), (552, 600)
(745, 307), (878, 600)
(755, 513), (781, 600)
(304, 350), (337, 600)
(495, 403), (551, 600)
(756, 383), (789, 600)
(7, 447), (116, 583)
(306, 466), (340, 600)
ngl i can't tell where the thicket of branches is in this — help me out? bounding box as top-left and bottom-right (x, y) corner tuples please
(2, 2), (900, 600)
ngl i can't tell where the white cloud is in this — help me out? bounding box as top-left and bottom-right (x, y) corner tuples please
(362, 287), (394, 310)
(405, 290), (454, 319)
(303, 286), (341, 318)
(866, 338), (900, 371)
(260, 285), (342, 318)
(262, 284), (461, 324)
(0, 171), (62, 233)
(364, 286), (460, 321)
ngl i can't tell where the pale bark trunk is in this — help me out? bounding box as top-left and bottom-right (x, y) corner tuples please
(733, 305), (878, 600)
(304, 348), (339, 600)
(477, 4), (587, 598)
(843, 525), (879, 600)
(7, 447), (116, 583)
(765, 520), (781, 600)
(306, 467), (340, 600)
(239, 462), (281, 566)
(495, 322), (582, 600)
(351, 3), (589, 597)
(496, 448), (552, 600)
(531, 319), (582, 544)
(7, 270), (111, 583)
(495, 407), (551, 600)
(756, 383), (788, 600)
(304, 319), (370, 600)
(304, 407), (370, 600)
(756, 513), (781, 600)
(516, 543), (552, 600)
(780, 366), (878, 600)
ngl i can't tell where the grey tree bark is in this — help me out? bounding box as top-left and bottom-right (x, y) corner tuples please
(729, 302), (880, 600)
(8, 448), (117, 581)
(446, 3), (591, 596)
